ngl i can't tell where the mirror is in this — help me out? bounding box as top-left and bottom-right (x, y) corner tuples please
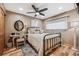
(14, 20), (24, 31)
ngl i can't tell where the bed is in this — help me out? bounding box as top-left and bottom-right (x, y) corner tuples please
(26, 27), (61, 56)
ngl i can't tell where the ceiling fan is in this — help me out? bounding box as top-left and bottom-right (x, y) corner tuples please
(27, 5), (48, 17)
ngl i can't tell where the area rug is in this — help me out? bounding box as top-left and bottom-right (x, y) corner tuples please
(21, 43), (38, 56)
(3, 43), (38, 56)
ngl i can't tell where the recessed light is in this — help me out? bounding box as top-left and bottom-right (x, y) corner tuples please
(58, 6), (63, 10)
(19, 8), (23, 10)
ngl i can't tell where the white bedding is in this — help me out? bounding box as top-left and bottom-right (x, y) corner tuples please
(27, 33), (60, 56)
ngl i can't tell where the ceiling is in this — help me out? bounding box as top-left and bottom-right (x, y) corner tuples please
(4, 3), (76, 20)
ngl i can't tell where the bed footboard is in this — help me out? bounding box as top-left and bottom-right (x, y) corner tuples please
(43, 33), (61, 56)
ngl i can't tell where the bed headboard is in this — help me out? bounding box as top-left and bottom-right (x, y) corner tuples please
(27, 27), (43, 34)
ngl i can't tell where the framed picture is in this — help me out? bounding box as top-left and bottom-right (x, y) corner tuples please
(14, 20), (24, 31)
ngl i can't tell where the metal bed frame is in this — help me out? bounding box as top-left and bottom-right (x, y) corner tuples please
(26, 27), (61, 56)
(43, 33), (61, 55)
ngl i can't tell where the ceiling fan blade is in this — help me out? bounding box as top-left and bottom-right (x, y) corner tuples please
(32, 5), (38, 12)
(76, 3), (79, 14)
(39, 13), (45, 16)
(27, 12), (36, 13)
(39, 8), (48, 12)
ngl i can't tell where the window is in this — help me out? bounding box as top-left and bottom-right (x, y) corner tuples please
(46, 17), (68, 29)
(31, 19), (39, 27)
(31, 19), (42, 27)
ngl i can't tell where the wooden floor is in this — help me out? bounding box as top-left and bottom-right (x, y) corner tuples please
(50, 46), (76, 56)
(2, 45), (77, 56)
(2, 48), (23, 56)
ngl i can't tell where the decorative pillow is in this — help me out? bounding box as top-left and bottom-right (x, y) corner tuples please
(27, 27), (44, 34)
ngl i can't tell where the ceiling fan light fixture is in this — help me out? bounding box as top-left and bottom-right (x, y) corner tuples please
(41, 15), (44, 17)
(36, 12), (39, 15)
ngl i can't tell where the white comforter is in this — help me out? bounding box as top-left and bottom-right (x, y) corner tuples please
(27, 33), (60, 56)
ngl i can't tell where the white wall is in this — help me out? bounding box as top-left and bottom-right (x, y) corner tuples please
(5, 11), (43, 43)
(43, 9), (79, 48)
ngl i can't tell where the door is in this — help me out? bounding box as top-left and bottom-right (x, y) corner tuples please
(0, 7), (4, 55)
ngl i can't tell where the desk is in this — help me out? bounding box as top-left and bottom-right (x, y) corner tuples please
(10, 35), (20, 48)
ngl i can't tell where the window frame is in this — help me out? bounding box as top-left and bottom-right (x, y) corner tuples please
(45, 16), (69, 30)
